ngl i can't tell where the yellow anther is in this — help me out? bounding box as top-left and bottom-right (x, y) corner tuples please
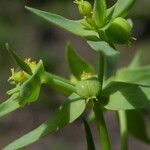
(24, 58), (37, 70)
(80, 72), (94, 80)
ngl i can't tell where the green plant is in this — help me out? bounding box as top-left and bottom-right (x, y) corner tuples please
(0, 0), (150, 150)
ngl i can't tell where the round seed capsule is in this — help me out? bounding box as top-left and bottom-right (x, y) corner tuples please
(105, 17), (132, 44)
(76, 77), (101, 99)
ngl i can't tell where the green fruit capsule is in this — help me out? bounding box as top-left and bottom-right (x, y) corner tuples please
(76, 77), (101, 99)
(105, 17), (132, 44)
(76, 0), (92, 16)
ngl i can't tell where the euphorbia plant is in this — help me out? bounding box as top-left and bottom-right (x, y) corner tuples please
(1, 0), (150, 150)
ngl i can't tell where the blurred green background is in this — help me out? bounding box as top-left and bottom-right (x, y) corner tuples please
(0, 0), (150, 149)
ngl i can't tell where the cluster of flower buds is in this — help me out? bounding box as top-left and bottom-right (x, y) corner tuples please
(74, 0), (134, 45)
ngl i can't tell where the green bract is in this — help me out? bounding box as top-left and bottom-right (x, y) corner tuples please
(76, 77), (101, 99)
(19, 60), (44, 106)
(105, 17), (132, 44)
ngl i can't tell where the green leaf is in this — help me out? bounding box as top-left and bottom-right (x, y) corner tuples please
(129, 51), (142, 68)
(102, 81), (150, 110)
(87, 41), (119, 77)
(83, 120), (96, 150)
(105, 5), (115, 23)
(25, 6), (99, 40)
(115, 51), (150, 85)
(66, 42), (94, 80)
(112, 0), (136, 19)
(3, 93), (86, 150)
(127, 110), (150, 143)
(115, 66), (150, 86)
(5, 43), (32, 75)
(0, 93), (21, 118)
(93, 0), (107, 27)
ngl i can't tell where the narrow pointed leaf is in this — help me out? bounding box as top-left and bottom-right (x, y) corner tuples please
(115, 66), (150, 86)
(66, 42), (94, 79)
(3, 93), (86, 150)
(115, 51), (150, 85)
(127, 110), (150, 143)
(112, 0), (136, 19)
(102, 81), (150, 110)
(83, 120), (96, 150)
(93, 0), (107, 27)
(129, 51), (142, 68)
(87, 41), (119, 77)
(105, 5), (115, 23)
(5, 43), (32, 75)
(0, 93), (21, 118)
(25, 6), (99, 40)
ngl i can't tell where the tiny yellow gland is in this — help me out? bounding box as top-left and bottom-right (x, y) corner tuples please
(80, 72), (95, 80)
(24, 58), (37, 71)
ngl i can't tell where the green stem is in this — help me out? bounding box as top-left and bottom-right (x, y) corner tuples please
(93, 104), (111, 150)
(95, 51), (111, 150)
(42, 71), (75, 96)
(98, 52), (105, 88)
(118, 110), (128, 150)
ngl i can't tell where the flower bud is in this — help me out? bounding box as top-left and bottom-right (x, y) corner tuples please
(75, 0), (92, 16)
(105, 17), (132, 44)
(76, 77), (101, 99)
